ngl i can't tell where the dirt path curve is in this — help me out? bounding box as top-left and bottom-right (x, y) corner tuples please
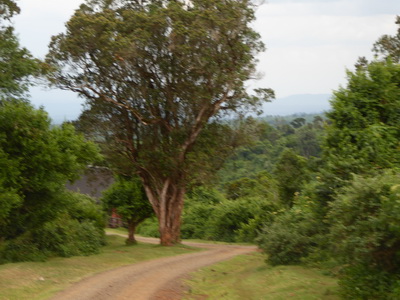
(50, 234), (257, 300)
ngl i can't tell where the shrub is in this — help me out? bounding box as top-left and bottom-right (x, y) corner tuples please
(34, 217), (104, 257)
(328, 170), (400, 298)
(0, 234), (48, 263)
(0, 191), (105, 263)
(205, 196), (278, 243)
(136, 217), (160, 238)
(257, 210), (318, 265)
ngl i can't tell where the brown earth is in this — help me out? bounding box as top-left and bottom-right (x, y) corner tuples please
(50, 235), (257, 300)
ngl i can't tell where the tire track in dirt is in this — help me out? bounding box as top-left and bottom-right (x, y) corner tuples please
(50, 235), (257, 300)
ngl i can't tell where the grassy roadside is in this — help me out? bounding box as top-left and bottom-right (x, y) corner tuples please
(183, 252), (340, 300)
(0, 234), (199, 300)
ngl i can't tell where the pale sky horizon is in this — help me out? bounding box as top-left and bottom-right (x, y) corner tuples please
(11, 0), (400, 122)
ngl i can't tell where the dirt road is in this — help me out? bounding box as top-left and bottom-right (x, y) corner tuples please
(50, 235), (257, 300)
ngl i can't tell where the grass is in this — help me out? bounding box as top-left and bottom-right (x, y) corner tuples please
(183, 252), (340, 300)
(0, 234), (199, 300)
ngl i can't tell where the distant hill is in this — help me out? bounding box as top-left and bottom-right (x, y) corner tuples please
(261, 94), (331, 116)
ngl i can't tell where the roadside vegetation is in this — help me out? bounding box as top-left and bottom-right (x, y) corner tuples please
(184, 252), (339, 300)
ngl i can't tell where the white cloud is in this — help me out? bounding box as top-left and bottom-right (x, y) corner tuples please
(252, 1), (400, 97)
(14, 0), (84, 58)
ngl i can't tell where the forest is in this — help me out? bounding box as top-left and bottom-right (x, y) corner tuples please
(1, 0), (400, 299)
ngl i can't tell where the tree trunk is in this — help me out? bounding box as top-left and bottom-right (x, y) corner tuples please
(158, 185), (185, 246)
(127, 221), (137, 245)
(143, 179), (185, 246)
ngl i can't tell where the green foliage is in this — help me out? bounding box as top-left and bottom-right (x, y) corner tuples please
(179, 184), (280, 243)
(102, 177), (153, 224)
(224, 171), (278, 201)
(218, 116), (325, 185)
(328, 171), (400, 298)
(322, 60), (400, 192)
(102, 177), (153, 243)
(0, 0), (20, 20)
(0, 100), (103, 262)
(0, 192), (105, 263)
(33, 217), (104, 257)
(136, 217), (160, 238)
(181, 187), (224, 239)
(0, 100), (101, 239)
(257, 209), (319, 266)
(0, 27), (40, 100)
(273, 148), (309, 206)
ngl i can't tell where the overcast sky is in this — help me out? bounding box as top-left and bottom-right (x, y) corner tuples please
(12, 0), (400, 122)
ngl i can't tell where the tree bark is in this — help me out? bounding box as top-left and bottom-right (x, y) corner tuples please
(127, 221), (137, 245)
(143, 178), (185, 246)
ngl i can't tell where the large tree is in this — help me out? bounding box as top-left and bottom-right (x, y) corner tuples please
(46, 0), (272, 245)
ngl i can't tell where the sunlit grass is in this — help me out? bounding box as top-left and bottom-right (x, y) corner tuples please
(184, 252), (340, 300)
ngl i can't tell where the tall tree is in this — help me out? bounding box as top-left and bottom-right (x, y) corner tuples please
(46, 0), (272, 245)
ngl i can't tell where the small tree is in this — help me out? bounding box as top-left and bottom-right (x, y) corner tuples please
(102, 177), (153, 244)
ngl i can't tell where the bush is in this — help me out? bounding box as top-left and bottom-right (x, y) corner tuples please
(339, 264), (400, 300)
(0, 234), (48, 263)
(0, 191), (105, 263)
(257, 210), (318, 265)
(34, 217), (104, 257)
(205, 196), (278, 243)
(181, 201), (215, 239)
(328, 171), (400, 298)
(136, 217), (160, 238)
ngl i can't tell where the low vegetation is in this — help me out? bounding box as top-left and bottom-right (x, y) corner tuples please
(184, 252), (339, 300)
